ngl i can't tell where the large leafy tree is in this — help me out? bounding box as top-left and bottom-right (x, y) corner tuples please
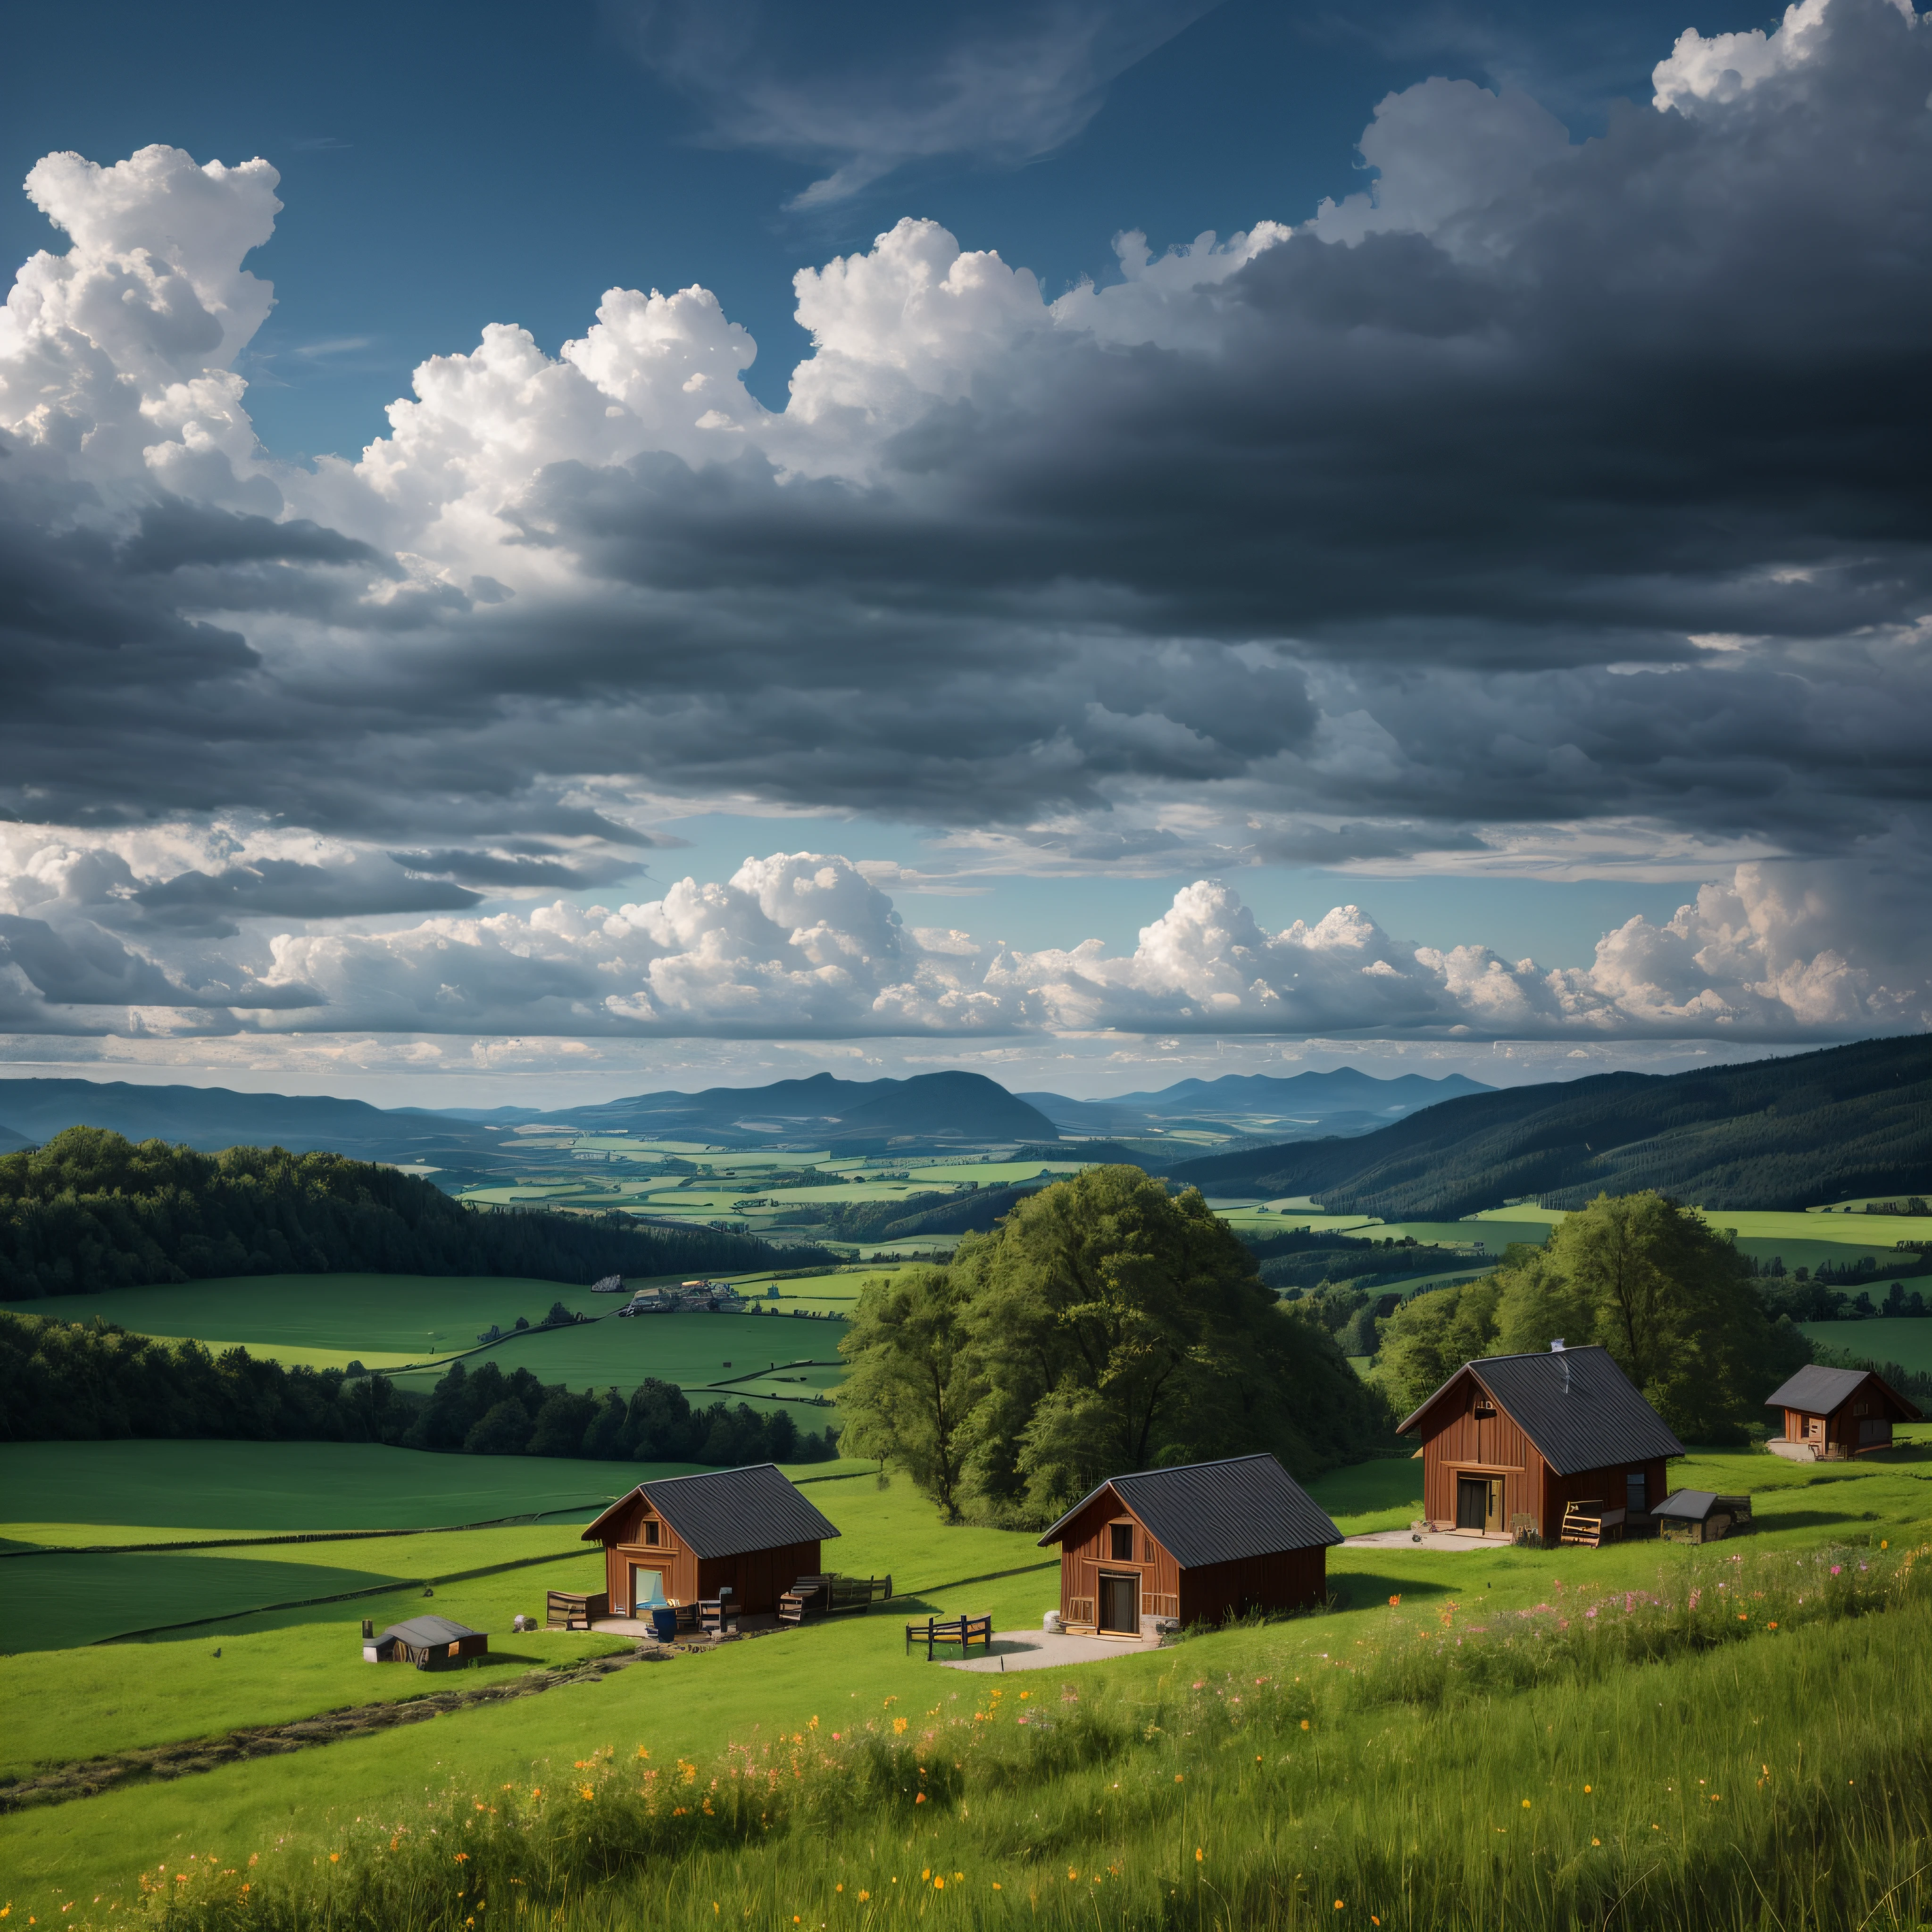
(1375, 1192), (1810, 1442)
(838, 1166), (1386, 1523)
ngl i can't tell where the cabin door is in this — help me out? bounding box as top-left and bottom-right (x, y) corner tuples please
(1098, 1574), (1139, 1633)
(1456, 1475), (1499, 1532)
(630, 1566), (665, 1611)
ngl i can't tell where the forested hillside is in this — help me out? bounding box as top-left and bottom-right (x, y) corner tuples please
(1172, 1035), (1932, 1218)
(0, 1128), (831, 1298)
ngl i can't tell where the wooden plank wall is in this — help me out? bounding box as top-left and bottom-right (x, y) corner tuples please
(1417, 1380), (1546, 1532)
(1178, 1547), (1326, 1623)
(1055, 1490), (1181, 1626)
(597, 1492), (823, 1613)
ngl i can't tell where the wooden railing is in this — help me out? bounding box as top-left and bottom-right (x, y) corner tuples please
(1141, 1591), (1179, 1620)
(1067, 1595), (1095, 1629)
(778, 1573), (895, 1624)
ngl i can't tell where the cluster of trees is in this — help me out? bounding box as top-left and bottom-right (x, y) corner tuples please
(1247, 1227), (1469, 1295)
(834, 1165), (1389, 1526)
(0, 1311), (413, 1443)
(775, 1181), (1043, 1246)
(0, 1128), (831, 1297)
(405, 1359), (839, 1464)
(0, 1309), (840, 1465)
(1374, 1192), (1812, 1442)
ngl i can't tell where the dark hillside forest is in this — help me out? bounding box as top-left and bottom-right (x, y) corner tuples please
(1172, 1035), (1932, 1218)
(0, 1311), (838, 1463)
(0, 1128), (831, 1298)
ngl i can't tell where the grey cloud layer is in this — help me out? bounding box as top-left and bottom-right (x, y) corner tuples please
(0, 0), (1928, 1048)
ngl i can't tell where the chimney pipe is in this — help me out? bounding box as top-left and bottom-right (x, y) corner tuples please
(1549, 1338), (1565, 1351)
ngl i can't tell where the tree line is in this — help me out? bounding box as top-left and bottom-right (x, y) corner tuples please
(0, 1309), (838, 1464)
(833, 1165), (1390, 1526)
(0, 1127), (831, 1298)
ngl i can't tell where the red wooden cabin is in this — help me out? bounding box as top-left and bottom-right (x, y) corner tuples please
(1765, 1365), (1921, 1459)
(1037, 1454), (1342, 1635)
(581, 1463), (840, 1617)
(1399, 1343), (1684, 1544)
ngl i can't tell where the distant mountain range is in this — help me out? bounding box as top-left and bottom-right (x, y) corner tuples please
(1168, 1035), (1932, 1217)
(1020, 1068), (1491, 1140)
(0, 1069), (1057, 1163)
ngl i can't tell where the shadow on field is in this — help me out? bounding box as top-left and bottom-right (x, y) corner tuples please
(1330, 1572), (1454, 1608)
(1752, 1508), (1867, 1532)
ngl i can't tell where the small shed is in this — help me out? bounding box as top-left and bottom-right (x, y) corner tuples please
(1652, 1490), (1753, 1544)
(364, 1614), (487, 1667)
(1399, 1343), (1685, 1545)
(1036, 1454), (1342, 1635)
(582, 1463), (840, 1617)
(1764, 1365), (1922, 1460)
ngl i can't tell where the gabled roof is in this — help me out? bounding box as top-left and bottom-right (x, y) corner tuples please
(1398, 1344), (1685, 1476)
(581, 1463), (840, 1559)
(1765, 1364), (1923, 1420)
(1035, 1454), (1341, 1567)
(376, 1615), (482, 1646)
(1653, 1490), (1733, 1522)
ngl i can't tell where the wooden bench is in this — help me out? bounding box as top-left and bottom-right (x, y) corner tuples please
(779, 1573), (894, 1624)
(904, 1613), (992, 1660)
(1559, 1502), (1626, 1549)
(546, 1589), (610, 1630)
(697, 1595), (740, 1637)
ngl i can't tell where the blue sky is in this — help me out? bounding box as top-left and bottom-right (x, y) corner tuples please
(1, 0), (1926, 1100)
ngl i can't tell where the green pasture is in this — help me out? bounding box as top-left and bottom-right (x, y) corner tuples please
(1800, 1316), (1932, 1374)
(383, 1311), (849, 1403)
(0, 1274), (615, 1361)
(0, 1439), (667, 1544)
(5, 1433), (1930, 1912)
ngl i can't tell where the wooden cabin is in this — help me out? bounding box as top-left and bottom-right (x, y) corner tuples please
(1398, 1343), (1684, 1546)
(1764, 1365), (1922, 1459)
(1036, 1454), (1342, 1635)
(581, 1463), (840, 1617)
(364, 1614), (487, 1667)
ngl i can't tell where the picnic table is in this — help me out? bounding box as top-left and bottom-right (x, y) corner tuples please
(904, 1613), (992, 1660)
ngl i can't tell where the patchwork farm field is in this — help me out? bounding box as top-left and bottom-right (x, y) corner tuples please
(0, 1272), (863, 1401)
(4, 1429), (1930, 1923)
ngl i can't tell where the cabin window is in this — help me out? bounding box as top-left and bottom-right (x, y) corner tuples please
(1852, 1401), (1870, 1417)
(1473, 1400), (1496, 1418)
(1808, 1416), (1824, 1438)
(643, 1519), (660, 1547)
(1625, 1471), (1647, 1515)
(1109, 1522), (1135, 1562)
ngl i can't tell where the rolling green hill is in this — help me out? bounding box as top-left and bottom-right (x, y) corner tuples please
(1170, 1034), (1932, 1218)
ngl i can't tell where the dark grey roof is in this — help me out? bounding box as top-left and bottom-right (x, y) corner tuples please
(584, 1464), (840, 1559)
(1036, 1454), (1341, 1566)
(1653, 1490), (1724, 1521)
(1764, 1364), (1914, 1416)
(1398, 1345), (1685, 1476)
(377, 1615), (481, 1646)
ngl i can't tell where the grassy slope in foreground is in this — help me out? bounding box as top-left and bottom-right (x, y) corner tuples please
(32, 1539), (1932, 1932)
(3, 1432), (1929, 1907)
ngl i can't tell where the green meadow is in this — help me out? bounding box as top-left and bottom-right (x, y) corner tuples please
(0, 1273), (861, 1396)
(3, 1428), (1929, 1925)
(1800, 1315), (1932, 1373)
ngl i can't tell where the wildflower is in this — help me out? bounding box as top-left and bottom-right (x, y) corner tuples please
(1175, 1774), (1185, 1782)
(934, 1879), (944, 1890)
(454, 1855), (469, 1865)
(1583, 1786), (1592, 1794)
(1301, 1720), (1310, 1731)
(1831, 1566), (1842, 1576)
(1196, 1850), (1204, 1863)
(892, 1717), (908, 1736)
(858, 1893), (870, 1903)
(1521, 1799), (1531, 1809)
(1738, 1613), (1748, 1622)
(915, 1794), (926, 1804)
(1768, 1622), (1778, 1630)
(1388, 1595), (1401, 1607)
(329, 1854), (340, 1865)
(992, 1883), (1002, 1891)
(1335, 1901), (1345, 1911)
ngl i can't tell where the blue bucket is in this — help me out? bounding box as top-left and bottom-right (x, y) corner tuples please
(651, 1606), (679, 1643)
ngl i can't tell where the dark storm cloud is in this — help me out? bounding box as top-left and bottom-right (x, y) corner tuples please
(127, 857), (484, 938)
(0, 0), (1927, 875)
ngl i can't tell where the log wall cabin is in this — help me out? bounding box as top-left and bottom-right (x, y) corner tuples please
(1765, 1365), (1922, 1459)
(1037, 1454), (1341, 1634)
(1399, 1343), (1685, 1545)
(581, 1463), (840, 1617)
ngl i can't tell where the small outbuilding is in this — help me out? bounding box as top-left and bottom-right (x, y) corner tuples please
(582, 1463), (840, 1617)
(1652, 1490), (1753, 1544)
(364, 1614), (487, 1667)
(1399, 1343), (1685, 1545)
(1764, 1365), (1921, 1459)
(1036, 1454), (1342, 1636)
